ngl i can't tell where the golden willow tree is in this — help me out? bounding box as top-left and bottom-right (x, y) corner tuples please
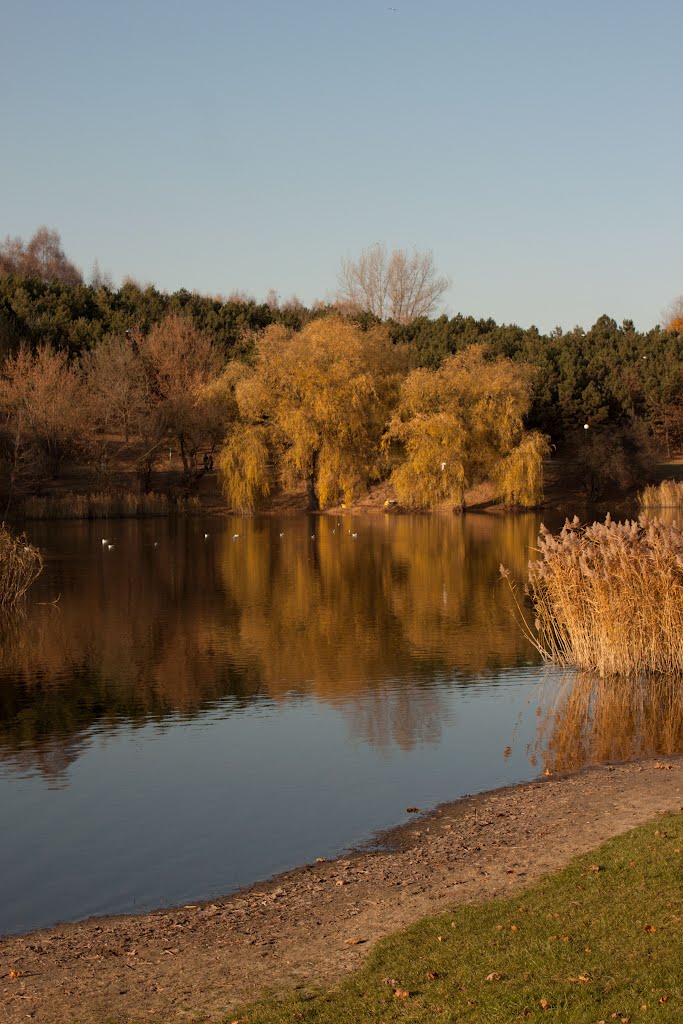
(384, 345), (549, 509)
(219, 318), (409, 512)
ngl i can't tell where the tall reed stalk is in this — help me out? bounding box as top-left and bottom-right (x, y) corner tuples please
(22, 491), (200, 520)
(516, 514), (683, 677)
(0, 524), (43, 606)
(638, 478), (683, 510)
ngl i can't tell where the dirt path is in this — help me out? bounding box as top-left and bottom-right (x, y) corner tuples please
(2, 757), (682, 1024)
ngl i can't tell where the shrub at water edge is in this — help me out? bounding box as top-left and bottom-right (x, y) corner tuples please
(0, 524), (43, 606)
(518, 514), (683, 677)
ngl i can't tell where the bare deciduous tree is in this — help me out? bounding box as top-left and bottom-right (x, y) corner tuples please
(662, 295), (683, 333)
(137, 314), (227, 479)
(337, 244), (449, 323)
(0, 227), (82, 285)
(82, 335), (147, 443)
(0, 345), (85, 487)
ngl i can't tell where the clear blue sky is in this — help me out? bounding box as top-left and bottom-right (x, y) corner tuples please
(3, 0), (681, 331)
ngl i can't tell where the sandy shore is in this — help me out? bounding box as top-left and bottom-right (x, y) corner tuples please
(2, 756), (682, 1023)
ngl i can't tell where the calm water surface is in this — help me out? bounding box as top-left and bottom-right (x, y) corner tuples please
(0, 513), (678, 936)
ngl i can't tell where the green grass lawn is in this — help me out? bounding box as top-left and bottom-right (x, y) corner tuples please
(230, 813), (682, 1024)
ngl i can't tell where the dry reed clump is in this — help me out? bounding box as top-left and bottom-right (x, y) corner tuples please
(521, 514), (683, 677)
(0, 524), (43, 606)
(22, 492), (200, 520)
(638, 478), (683, 509)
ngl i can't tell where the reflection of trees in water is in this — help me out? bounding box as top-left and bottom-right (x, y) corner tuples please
(344, 685), (446, 752)
(216, 514), (539, 697)
(381, 515), (538, 672)
(0, 516), (541, 777)
(537, 671), (683, 773)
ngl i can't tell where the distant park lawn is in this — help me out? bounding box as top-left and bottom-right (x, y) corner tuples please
(231, 813), (682, 1024)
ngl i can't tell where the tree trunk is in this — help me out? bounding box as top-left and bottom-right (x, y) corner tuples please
(306, 450), (320, 511)
(178, 433), (191, 480)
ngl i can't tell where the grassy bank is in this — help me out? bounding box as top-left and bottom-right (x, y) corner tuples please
(231, 813), (682, 1024)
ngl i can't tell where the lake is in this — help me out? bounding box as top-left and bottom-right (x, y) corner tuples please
(1, 512), (678, 937)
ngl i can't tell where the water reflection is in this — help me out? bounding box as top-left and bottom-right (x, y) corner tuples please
(3, 514), (683, 935)
(0, 515), (540, 783)
(537, 671), (683, 772)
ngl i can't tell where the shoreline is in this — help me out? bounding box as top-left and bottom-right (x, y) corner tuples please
(2, 756), (682, 1024)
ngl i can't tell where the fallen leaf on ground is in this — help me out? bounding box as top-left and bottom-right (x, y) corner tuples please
(393, 988), (410, 999)
(425, 971), (439, 980)
(589, 864), (604, 872)
(345, 937), (365, 945)
(644, 923), (656, 933)
(539, 998), (550, 1010)
(485, 972), (503, 981)
(567, 974), (590, 983)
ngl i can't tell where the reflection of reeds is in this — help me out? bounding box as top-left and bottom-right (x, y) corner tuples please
(539, 671), (683, 773)
(22, 492), (200, 520)
(638, 479), (683, 509)
(0, 524), (43, 605)
(527, 515), (683, 676)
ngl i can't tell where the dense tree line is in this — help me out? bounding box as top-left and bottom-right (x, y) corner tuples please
(390, 314), (683, 446)
(1, 229), (682, 508)
(0, 273), (315, 362)
(3, 271), (681, 444)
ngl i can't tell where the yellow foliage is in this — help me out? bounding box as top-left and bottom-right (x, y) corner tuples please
(218, 424), (271, 514)
(496, 431), (550, 508)
(221, 317), (408, 510)
(386, 346), (546, 509)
